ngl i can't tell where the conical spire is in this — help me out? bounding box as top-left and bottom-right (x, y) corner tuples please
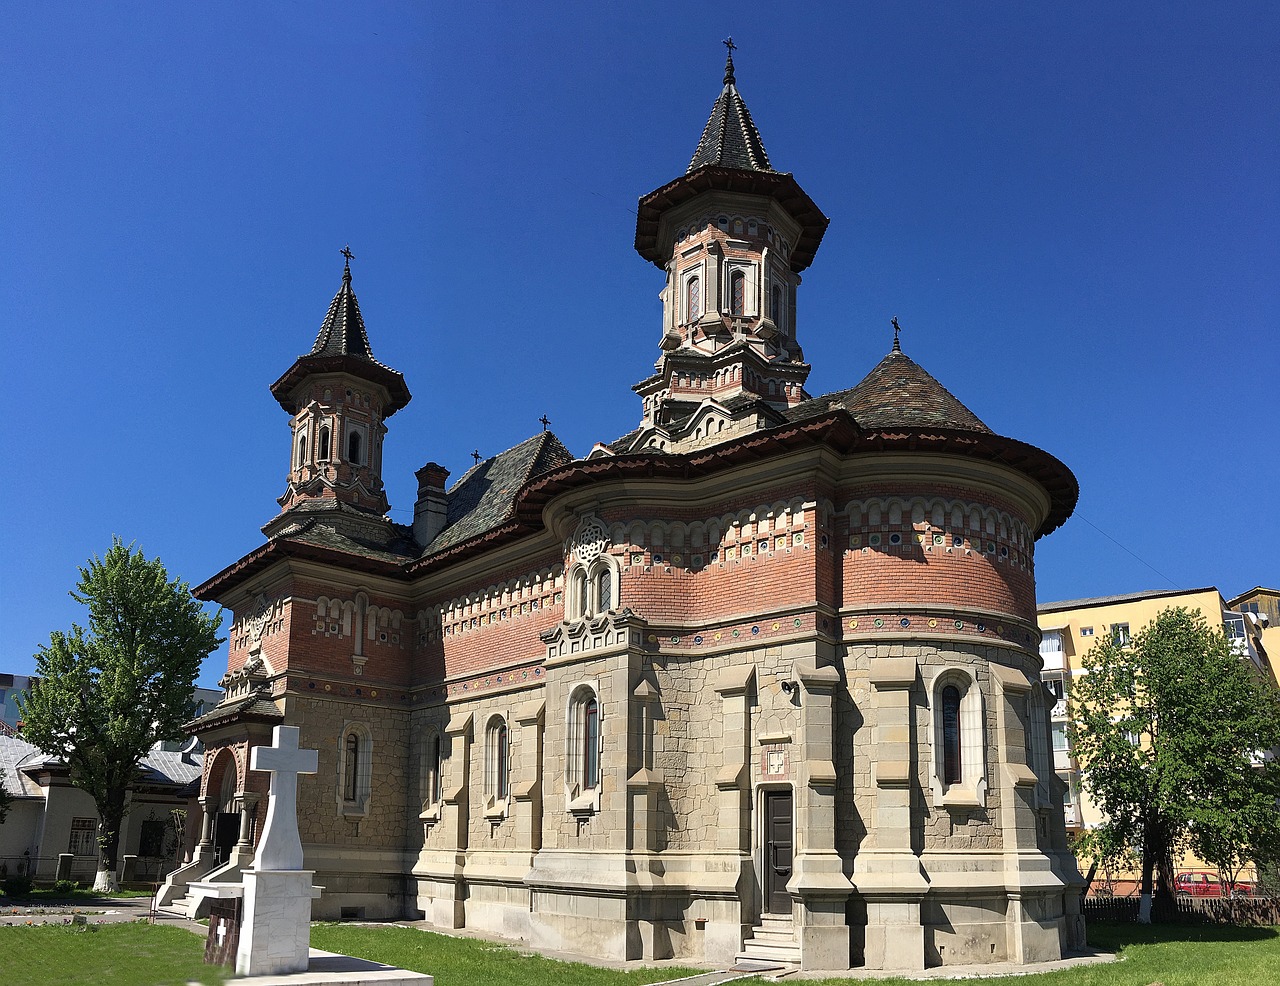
(686, 44), (773, 174)
(309, 249), (377, 361)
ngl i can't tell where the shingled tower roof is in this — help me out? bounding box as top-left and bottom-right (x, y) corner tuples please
(310, 257), (377, 360)
(686, 50), (773, 173)
(789, 342), (993, 434)
(270, 257), (411, 416)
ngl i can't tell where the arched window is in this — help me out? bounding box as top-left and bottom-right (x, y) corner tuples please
(575, 570), (589, 620)
(730, 270), (746, 316)
(567, 685), (602, 812)
(423, 731), (442, 809)
(583, 696), (599, 788)
(930, 671), (986, 807)
(485, 716), (509, 806)
(337, 722), (373, 816)
(297, 434), (307, 468)
(347, 430), (362, 465)
(687, 276), (701, 322)
(319, 426), (331, 461)
(596, 569), (612, 612)
(344, 732), (359, 801)
(941, 685), (962, 786)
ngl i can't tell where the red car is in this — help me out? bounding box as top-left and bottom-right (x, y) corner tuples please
(1174, 871), (1223, 896)
(1174, 872), (1256, 897)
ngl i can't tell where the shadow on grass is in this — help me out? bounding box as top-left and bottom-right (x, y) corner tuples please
(1088, 918), (1279, 951)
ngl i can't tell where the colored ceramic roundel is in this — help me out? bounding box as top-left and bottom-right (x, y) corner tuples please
(977, 623), (986, 632)
(899, 618), (910, 627)
(648, 634), (658, 643)
(732, 629), (740, 637)
(773, 622), (780, 631)
(928, 619), (937, 628)
(849, 618), (859, 629)
(794, 618), (802, 627)
(873, 618), (884, 628)
(751, 626), (760, 635)
(955, 620), (964, 629)
(670, 636), (680, 644)
(694, 635), (703, 644)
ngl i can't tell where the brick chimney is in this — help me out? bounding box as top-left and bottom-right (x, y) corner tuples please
(413, 462), (450, 547)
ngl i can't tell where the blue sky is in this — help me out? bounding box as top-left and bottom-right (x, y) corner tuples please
(3, 3), (1277, 689)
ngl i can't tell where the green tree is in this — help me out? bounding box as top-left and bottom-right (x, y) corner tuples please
(1070, 606), (1280, 921)
(18, 539), (222, 892)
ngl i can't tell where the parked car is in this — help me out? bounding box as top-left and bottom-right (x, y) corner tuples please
(1175, 871), (1223, 896)
(1230, 878), (1256, 897)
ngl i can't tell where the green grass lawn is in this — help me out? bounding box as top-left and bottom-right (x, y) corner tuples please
(310, 923), (707, 985)
(0, 922), (228, 986)
(1, 918), (1274, 986)
(313, 920), (1280, 986)
(1, 886), (155, 902)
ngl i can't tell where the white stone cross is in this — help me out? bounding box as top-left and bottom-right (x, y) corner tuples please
(250, 725), (318, 871)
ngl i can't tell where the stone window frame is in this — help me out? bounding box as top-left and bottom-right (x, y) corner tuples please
(681, 264), (704, 325)
(928, 667), (987, 808)
(483, 714), (510, 819)
(346, 421), (368, 466)
(296, 431), (308, 469)
(565, 681), (603, 816)
(723, 260), (757, 318)
(318, 424), (332, 462)
(337, 721), (373, 818)
(419, 726), (444, 823)
(564, 554), (620, 623)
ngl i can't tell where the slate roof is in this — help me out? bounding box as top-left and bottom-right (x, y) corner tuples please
(788, 344), (993, 434)
(270, 261), (411, 415)
(0, 735), (42, 797)
(311, 260), (378, 360)
(269, 499), (418, 563)
(184, 691), (283, 732)
(687, 52), (773, 174)
(0, 734), (202, 793)
(426, 432), (575, 555)
(1038, 586), (1221, 614)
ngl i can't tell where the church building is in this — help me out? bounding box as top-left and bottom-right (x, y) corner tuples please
(172, 52), (1086, 972)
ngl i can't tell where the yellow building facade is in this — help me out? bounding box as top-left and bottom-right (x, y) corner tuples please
(1036, 586), (1275, 890)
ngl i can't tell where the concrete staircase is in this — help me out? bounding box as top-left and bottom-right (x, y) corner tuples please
(166, 855), (252, 919)
(734, 914), (800, 971)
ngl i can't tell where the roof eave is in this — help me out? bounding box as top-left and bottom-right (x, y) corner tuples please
(634, 167), (829, 272)
(269, 354), (411, 416)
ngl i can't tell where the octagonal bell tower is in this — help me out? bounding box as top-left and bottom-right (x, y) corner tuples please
(266, 253), (411, 531)
(626, 47), (829, 453)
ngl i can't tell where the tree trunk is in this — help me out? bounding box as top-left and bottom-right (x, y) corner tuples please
(92, 789), (127, 894)
(1138, 829), (1156, 923)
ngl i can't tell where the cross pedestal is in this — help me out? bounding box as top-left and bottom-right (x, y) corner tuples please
(234, 724), (323, 977)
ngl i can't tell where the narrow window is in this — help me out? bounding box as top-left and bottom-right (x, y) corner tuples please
(771, 284), (782, 325)
(730, 270), (745, 316)
(574, 570), (588, 619)
(495, 722), (509, 800)
(344, 732), (359, 801)
(347, 430), (362, 465)
(583, 696), (599, 789)
(319, 427), (331, 461)
(687, 276), (701, 322)
(941, 685), (962, 786)
(426, 733), (442, 805)
(297, 434), (307, 467)
(596, 569), (612, 612)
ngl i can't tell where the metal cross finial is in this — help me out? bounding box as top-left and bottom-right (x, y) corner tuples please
(471, 449), (481, 465)
(539, 414), (550, 432)
(891, 316), (902, 351)
(722, 36), (736, 52)
(340, 245), (355, 263)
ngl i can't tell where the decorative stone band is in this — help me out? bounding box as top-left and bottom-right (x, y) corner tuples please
(843, 612), (1040, 649)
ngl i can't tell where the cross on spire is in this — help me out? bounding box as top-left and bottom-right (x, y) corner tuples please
(891, 316), (902, 352)
(722, 37), (737, 85)
(340, 245), (355, 282)
(471, 449), (481, 465)
(539, 414), (550, 432)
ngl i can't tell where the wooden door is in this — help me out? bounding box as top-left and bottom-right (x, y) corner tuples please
(763, 789), (793, 914)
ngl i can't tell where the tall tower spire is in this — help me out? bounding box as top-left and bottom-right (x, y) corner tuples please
(267, 252), (411, 526)
(627, 48), (829, 453)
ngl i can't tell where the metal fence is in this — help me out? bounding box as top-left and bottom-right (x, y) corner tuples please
(0, 854), (175, 887)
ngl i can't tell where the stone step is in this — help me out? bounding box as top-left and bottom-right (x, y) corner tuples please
(736, 942), (801, 964)
(748, 930), (797, 946)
